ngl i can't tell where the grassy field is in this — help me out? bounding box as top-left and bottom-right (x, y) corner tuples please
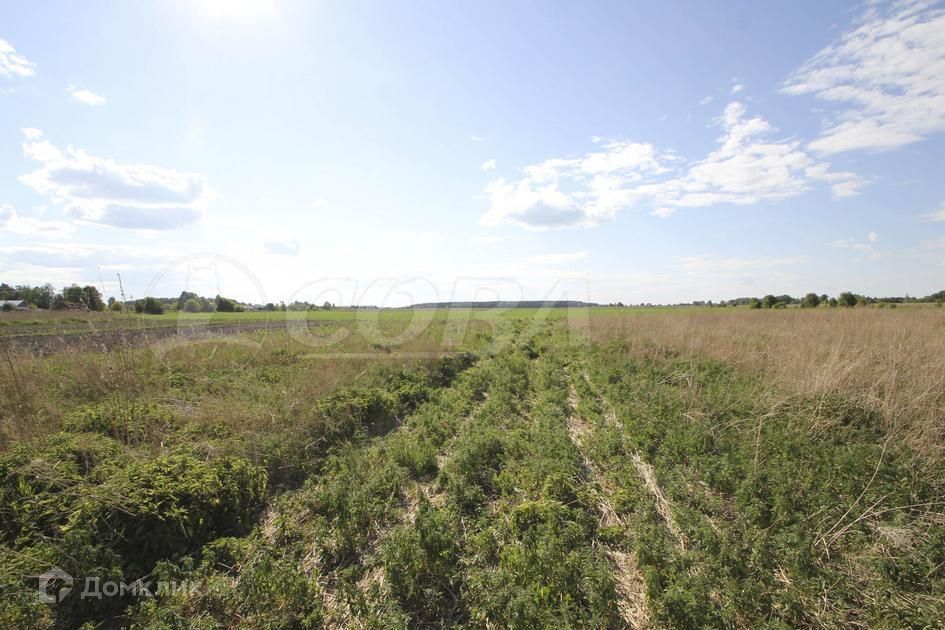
(1, 308), (943, 627)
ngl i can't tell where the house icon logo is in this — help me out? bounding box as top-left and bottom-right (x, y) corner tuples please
(37, 567), (73, 604)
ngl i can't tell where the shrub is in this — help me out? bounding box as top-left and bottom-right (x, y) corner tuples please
(383, 499), (462, 623)
(71, 455), (267, 574)
(64, 399), (179, 445)
(135, 297), (164, 314)
(0, 432), (126, 543)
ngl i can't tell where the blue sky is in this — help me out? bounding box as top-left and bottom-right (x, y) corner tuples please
(1, 0), (944, 305)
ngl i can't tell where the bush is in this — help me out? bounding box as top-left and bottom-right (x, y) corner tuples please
(182, 298), (201, 313)
(135, 297), (164, 314)
(64, 399), (179, 445)
(0, 432), (127, 543)
(71, 455), (267, 574)
(384, 499), (462, 623)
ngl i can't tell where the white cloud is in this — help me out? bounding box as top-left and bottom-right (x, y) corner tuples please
(830, 233), (883, 259)
(264, 238), (300, 255)
(0, 203), (75, 238)
(18, 130), (212, 230)
(68, 86), (106, 106)
(699, 95), (715, 105)
(480, 158), (496, 172)
(21, 127), (43, 140)
(0, 38), (35, 78)
(481, 102), (862, 229)
(526, 251), (590, 265)
(731, 84), (745, 94)
(921, 200), (945, 222)
(830, 238), (872, 250)
(651, 207), (676, 219)
(782, 1), (945, 154)
(803, 162), (864, 198)
(481, 140), (670, 229)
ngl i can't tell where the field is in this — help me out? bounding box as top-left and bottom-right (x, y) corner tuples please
(1, 307), (944, 627)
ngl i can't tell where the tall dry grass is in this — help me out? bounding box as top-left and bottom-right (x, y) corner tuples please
(590, 307), (945, 459)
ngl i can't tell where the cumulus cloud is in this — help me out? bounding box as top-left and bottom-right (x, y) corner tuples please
(731, 84), (744, 94)
(480, 158), (496, 172)
(481, 140), (670, 229)
(18, 129), (212, 230)
(0, 38), (35, 77)
(481, 102), (862, 229)
(68, 86), (106, 106)
(21, 127), (43, 140)
(782, 1), (945, 154)
(0, 203), (75, 238)
(264, 238), (300, 255)
(699, 95), (715, 105)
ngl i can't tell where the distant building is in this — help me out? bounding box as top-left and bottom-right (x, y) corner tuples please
(0, 300), (27, 310)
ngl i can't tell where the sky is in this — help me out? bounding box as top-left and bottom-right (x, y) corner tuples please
(1, 0), (944, 306)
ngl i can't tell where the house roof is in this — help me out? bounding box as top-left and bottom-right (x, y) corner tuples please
(0, 300), (25, 307)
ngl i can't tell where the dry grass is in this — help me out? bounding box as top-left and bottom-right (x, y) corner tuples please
(589, 307), (945, 460)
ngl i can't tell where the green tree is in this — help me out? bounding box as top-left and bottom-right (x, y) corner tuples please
(183, 298), (202, 313)
(82, 286), (105, 311)
(838, 292), (857, 307)
(138, 297), (165, 315)
(215, 295), (237, 312)
(177, 291), (199, 310)
(800, 293), (821, 308)
(63, 284), (85, 304)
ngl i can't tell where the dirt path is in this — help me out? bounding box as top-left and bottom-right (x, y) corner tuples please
(565, 372), (652, 628)
(583, 370), (690, 553)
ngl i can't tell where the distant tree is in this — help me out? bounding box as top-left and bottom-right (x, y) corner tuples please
(0, 283), (14, 300)
(63, 284), (85, 304)
(177, 291), (199, 310)
(82, 285), (105, 311)
(800, 293), (821, 308)
(140, 297), (164, 315)
(215, 295), (237, 313)
(838, 292), (857, 307)
(322, 301), (333, 310)
(109, 301), (122, 312)
(828, 297), (838, 307)
(749, 298), (762, 309)
(183, 298), (202, 313)
(761, 295), (777, 309)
